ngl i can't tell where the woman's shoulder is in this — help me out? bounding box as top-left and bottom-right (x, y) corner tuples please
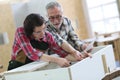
(45, 31), (52, 36)
(16, 27), (24, 32)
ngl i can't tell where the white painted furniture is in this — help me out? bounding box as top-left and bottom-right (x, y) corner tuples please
(102, 67), (120, 80)
(2, 45), (116, 80)
(113, 77), (120, 80)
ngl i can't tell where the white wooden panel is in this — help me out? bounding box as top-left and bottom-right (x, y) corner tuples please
(5, 61), (49, 73)
(5, 68), (70, 80)
(102, 45), (116, 71)
(70, 50), (105, 80)
(3, 45), (116, 80)
(70, 45), (116, 80)
(112, 76), (120, 80)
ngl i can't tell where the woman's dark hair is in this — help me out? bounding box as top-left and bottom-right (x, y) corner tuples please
(24, 13), (45, 37)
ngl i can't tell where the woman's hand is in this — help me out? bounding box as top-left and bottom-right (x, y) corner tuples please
(40, 54), (71, 67)
(56, 58), (71, 67)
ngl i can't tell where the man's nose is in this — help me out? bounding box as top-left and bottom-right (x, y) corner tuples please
(53, 18), (59, 23)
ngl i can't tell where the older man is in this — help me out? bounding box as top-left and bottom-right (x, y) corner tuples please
(45, 1), (92, 58)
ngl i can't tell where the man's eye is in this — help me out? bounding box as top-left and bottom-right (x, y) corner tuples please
(56, 15), (62, 18)
(49, 17), (54, 20)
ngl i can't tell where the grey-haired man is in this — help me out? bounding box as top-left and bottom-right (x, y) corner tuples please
(45, 1), (92, 59)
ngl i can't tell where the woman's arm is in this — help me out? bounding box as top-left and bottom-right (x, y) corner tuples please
(40, 54), (70, 67)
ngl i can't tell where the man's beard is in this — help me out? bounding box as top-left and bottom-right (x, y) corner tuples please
(55, 21), (62, 29)
(50, 20), (63, 30)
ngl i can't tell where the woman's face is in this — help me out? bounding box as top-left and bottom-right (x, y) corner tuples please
(32, 24), (46, 40)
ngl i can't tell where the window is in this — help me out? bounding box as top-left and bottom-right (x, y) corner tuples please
(85, 0), (120, 34)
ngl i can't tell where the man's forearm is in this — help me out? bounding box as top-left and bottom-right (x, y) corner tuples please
(61, 41), (84, 61)
(61, 40), (76, 55)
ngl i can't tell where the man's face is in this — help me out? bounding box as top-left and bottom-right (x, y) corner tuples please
(47, 6), (63, 29)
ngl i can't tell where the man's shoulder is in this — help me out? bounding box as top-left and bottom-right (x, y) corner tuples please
(63, 17), (71, 26)
(63, 17), (71, 21)
(63, 17), (69, 20)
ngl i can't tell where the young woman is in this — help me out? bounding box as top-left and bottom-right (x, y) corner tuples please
(8, 13), (83, 70)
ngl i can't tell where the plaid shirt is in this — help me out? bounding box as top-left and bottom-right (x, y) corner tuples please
(12, 27), (68, 61)
(46, 17), (84, 52)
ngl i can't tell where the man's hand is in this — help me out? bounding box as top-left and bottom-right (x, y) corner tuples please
(72, 50), (84, 61)
(81, 43), (93, 52)
(81, 43), (93, 58)
(82, 50), (92, 58)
